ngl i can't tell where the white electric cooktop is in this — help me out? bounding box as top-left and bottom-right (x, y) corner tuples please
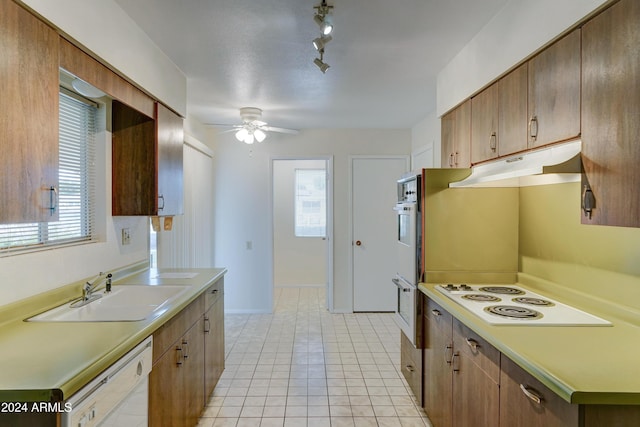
(435, 284), (611, 326)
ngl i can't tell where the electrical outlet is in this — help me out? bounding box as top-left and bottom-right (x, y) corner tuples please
(121, 228), (131, 245)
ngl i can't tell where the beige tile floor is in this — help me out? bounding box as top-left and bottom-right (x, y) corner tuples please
(197, 287), (433, 427)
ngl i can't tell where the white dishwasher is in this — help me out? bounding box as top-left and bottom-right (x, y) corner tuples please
(61, 336), (152, 427)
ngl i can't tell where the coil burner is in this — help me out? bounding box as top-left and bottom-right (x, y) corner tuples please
(462, 294), (501, 303)
(479, 286), (525, 295)
(484, 305), (543, 320)
(512, 297), (555, 307)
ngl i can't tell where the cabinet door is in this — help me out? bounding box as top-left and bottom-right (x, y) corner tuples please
(204, 295), (225, 400)
(441, 111), (456, 168)
(149, 342), (187, 427)
(471, 84), (499, 164)
(0, 0), (59, 223)
(423, 299), (453, 427)
(441, 100), (471, 168)
(500, 356), (578, 427)
(452, 320), (500, 427)
(528, 29), (581, 148)
(156, 103), (184, 216)
(498, 63), (528, 156)
(581, 0), (640, 227)
(183, 321), (205, 426)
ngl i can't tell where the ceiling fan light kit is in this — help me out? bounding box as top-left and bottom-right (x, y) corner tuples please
(214, 107), (297, 144)
(313, 0), (334, 72)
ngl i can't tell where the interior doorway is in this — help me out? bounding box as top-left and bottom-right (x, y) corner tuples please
(272, 157), (334, 310)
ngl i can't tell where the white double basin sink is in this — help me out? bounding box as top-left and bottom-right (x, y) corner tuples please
(27, 285), (190, 322)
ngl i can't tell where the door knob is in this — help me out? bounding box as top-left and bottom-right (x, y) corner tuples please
(355, 240), (362, 246)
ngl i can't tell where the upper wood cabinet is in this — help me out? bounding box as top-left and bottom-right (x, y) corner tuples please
(470, 64), (528, 165)
(441, 100), (471, 168)
(112, 102), (183, 216)
(156, 103), (184, 216)
(581, 0), (640, 227)
(528, 29), (581, 148)
(0, 0), (59, 224)
(498, 63), (528, 156)
(471, 83), (499, 164)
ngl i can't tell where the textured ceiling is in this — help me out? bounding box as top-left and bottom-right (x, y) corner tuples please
(114, 0), (508, 130)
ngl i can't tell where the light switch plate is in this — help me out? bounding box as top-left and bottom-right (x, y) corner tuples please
(121, 228), (131, 245)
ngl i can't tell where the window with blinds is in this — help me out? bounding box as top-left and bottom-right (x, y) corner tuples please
(294, 168), (327, 237)
(0, 90), (97, 254)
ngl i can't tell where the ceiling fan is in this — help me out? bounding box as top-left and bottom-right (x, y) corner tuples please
(211, 107), (299, 144)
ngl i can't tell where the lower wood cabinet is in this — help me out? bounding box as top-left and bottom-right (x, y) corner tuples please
(422, 298), (499, 427)
(422, 297), (640, 427)
(149, 278), (225, 427)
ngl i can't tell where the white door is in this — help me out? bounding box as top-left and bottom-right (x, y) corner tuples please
(352, 157), (408, 311)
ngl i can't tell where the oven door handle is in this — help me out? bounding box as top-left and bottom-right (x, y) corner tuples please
(392, 277), (413, 293)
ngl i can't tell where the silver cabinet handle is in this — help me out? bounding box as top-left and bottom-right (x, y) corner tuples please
(204, 316), (211, 334)
(158, 194), (165, 210)
(182, 339), (189, 359)
(49, 186), (58, 215)
(519, 384), (543, 405)
(452, 352), (460, 372)
(176, 346), (183, 366)
(431, 309), (441, 317)
(405, 364), (415, 373)
(449, 153), (454, 167)
(529, 116), (538, 140)
(465, 338), (480, 351)
(489, 132), (497, 152)
(445, 344), (453, 365)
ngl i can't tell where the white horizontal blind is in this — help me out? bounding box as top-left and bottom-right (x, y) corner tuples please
(294, 168), (327, 237)
(0, 91), (96, 253)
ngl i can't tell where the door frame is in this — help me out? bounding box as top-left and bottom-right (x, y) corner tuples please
(269, 156), (335, 312)
(348, 155), (410, 313)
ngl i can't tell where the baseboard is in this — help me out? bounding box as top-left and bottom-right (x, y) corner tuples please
(275, 284), (325, 288)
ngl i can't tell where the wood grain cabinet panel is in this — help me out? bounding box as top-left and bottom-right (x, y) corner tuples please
(150, 279), (225, 427)
(498, 62), (528, 156)
(112, 102), (184, 216)
(528, 28), (581, 148)
(441, 100), (471, 168)
(471, 83), (499, 164)
(0, 0), (59, 224)
(400, 330), (422, 406)
(581, 0), (640, 227)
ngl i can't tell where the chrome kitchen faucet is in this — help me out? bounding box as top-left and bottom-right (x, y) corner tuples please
(70, 272), (112, 308)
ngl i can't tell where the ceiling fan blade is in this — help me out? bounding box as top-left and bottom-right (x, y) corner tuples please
(263, 126), (299, 135)
(205, 123), (241, 129)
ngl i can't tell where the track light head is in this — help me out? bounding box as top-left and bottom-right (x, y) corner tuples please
(313, 35), (332, 52)
(314, 58), (330, 73)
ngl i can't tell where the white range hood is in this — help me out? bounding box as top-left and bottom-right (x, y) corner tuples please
(449, 140), (582, 188)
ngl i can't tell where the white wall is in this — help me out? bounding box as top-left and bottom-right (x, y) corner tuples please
(20, 0), (187, 116)
(211, 129), (411, 313)
(273, 159), (327, 287)
(411, 110), (440, 169)
(437, 0), (607, 115)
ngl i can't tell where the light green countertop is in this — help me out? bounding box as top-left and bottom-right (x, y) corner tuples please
(419, 278), (640, 405)
(0, 266), (226, 402)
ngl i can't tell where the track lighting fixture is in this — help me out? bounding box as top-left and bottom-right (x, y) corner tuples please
(312, 1), (334, 72)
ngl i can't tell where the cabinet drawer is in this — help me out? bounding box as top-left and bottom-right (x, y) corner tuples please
(453, 319), (500, 383)
(204, 278), (224, 310)
(400, 331), (422, 404)
(500, 356), (579, 427)
(424, 299), (453, 330)
(153, 294), (204, 363)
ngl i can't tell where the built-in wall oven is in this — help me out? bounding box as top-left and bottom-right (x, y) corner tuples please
(393, 172), (422, 347)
